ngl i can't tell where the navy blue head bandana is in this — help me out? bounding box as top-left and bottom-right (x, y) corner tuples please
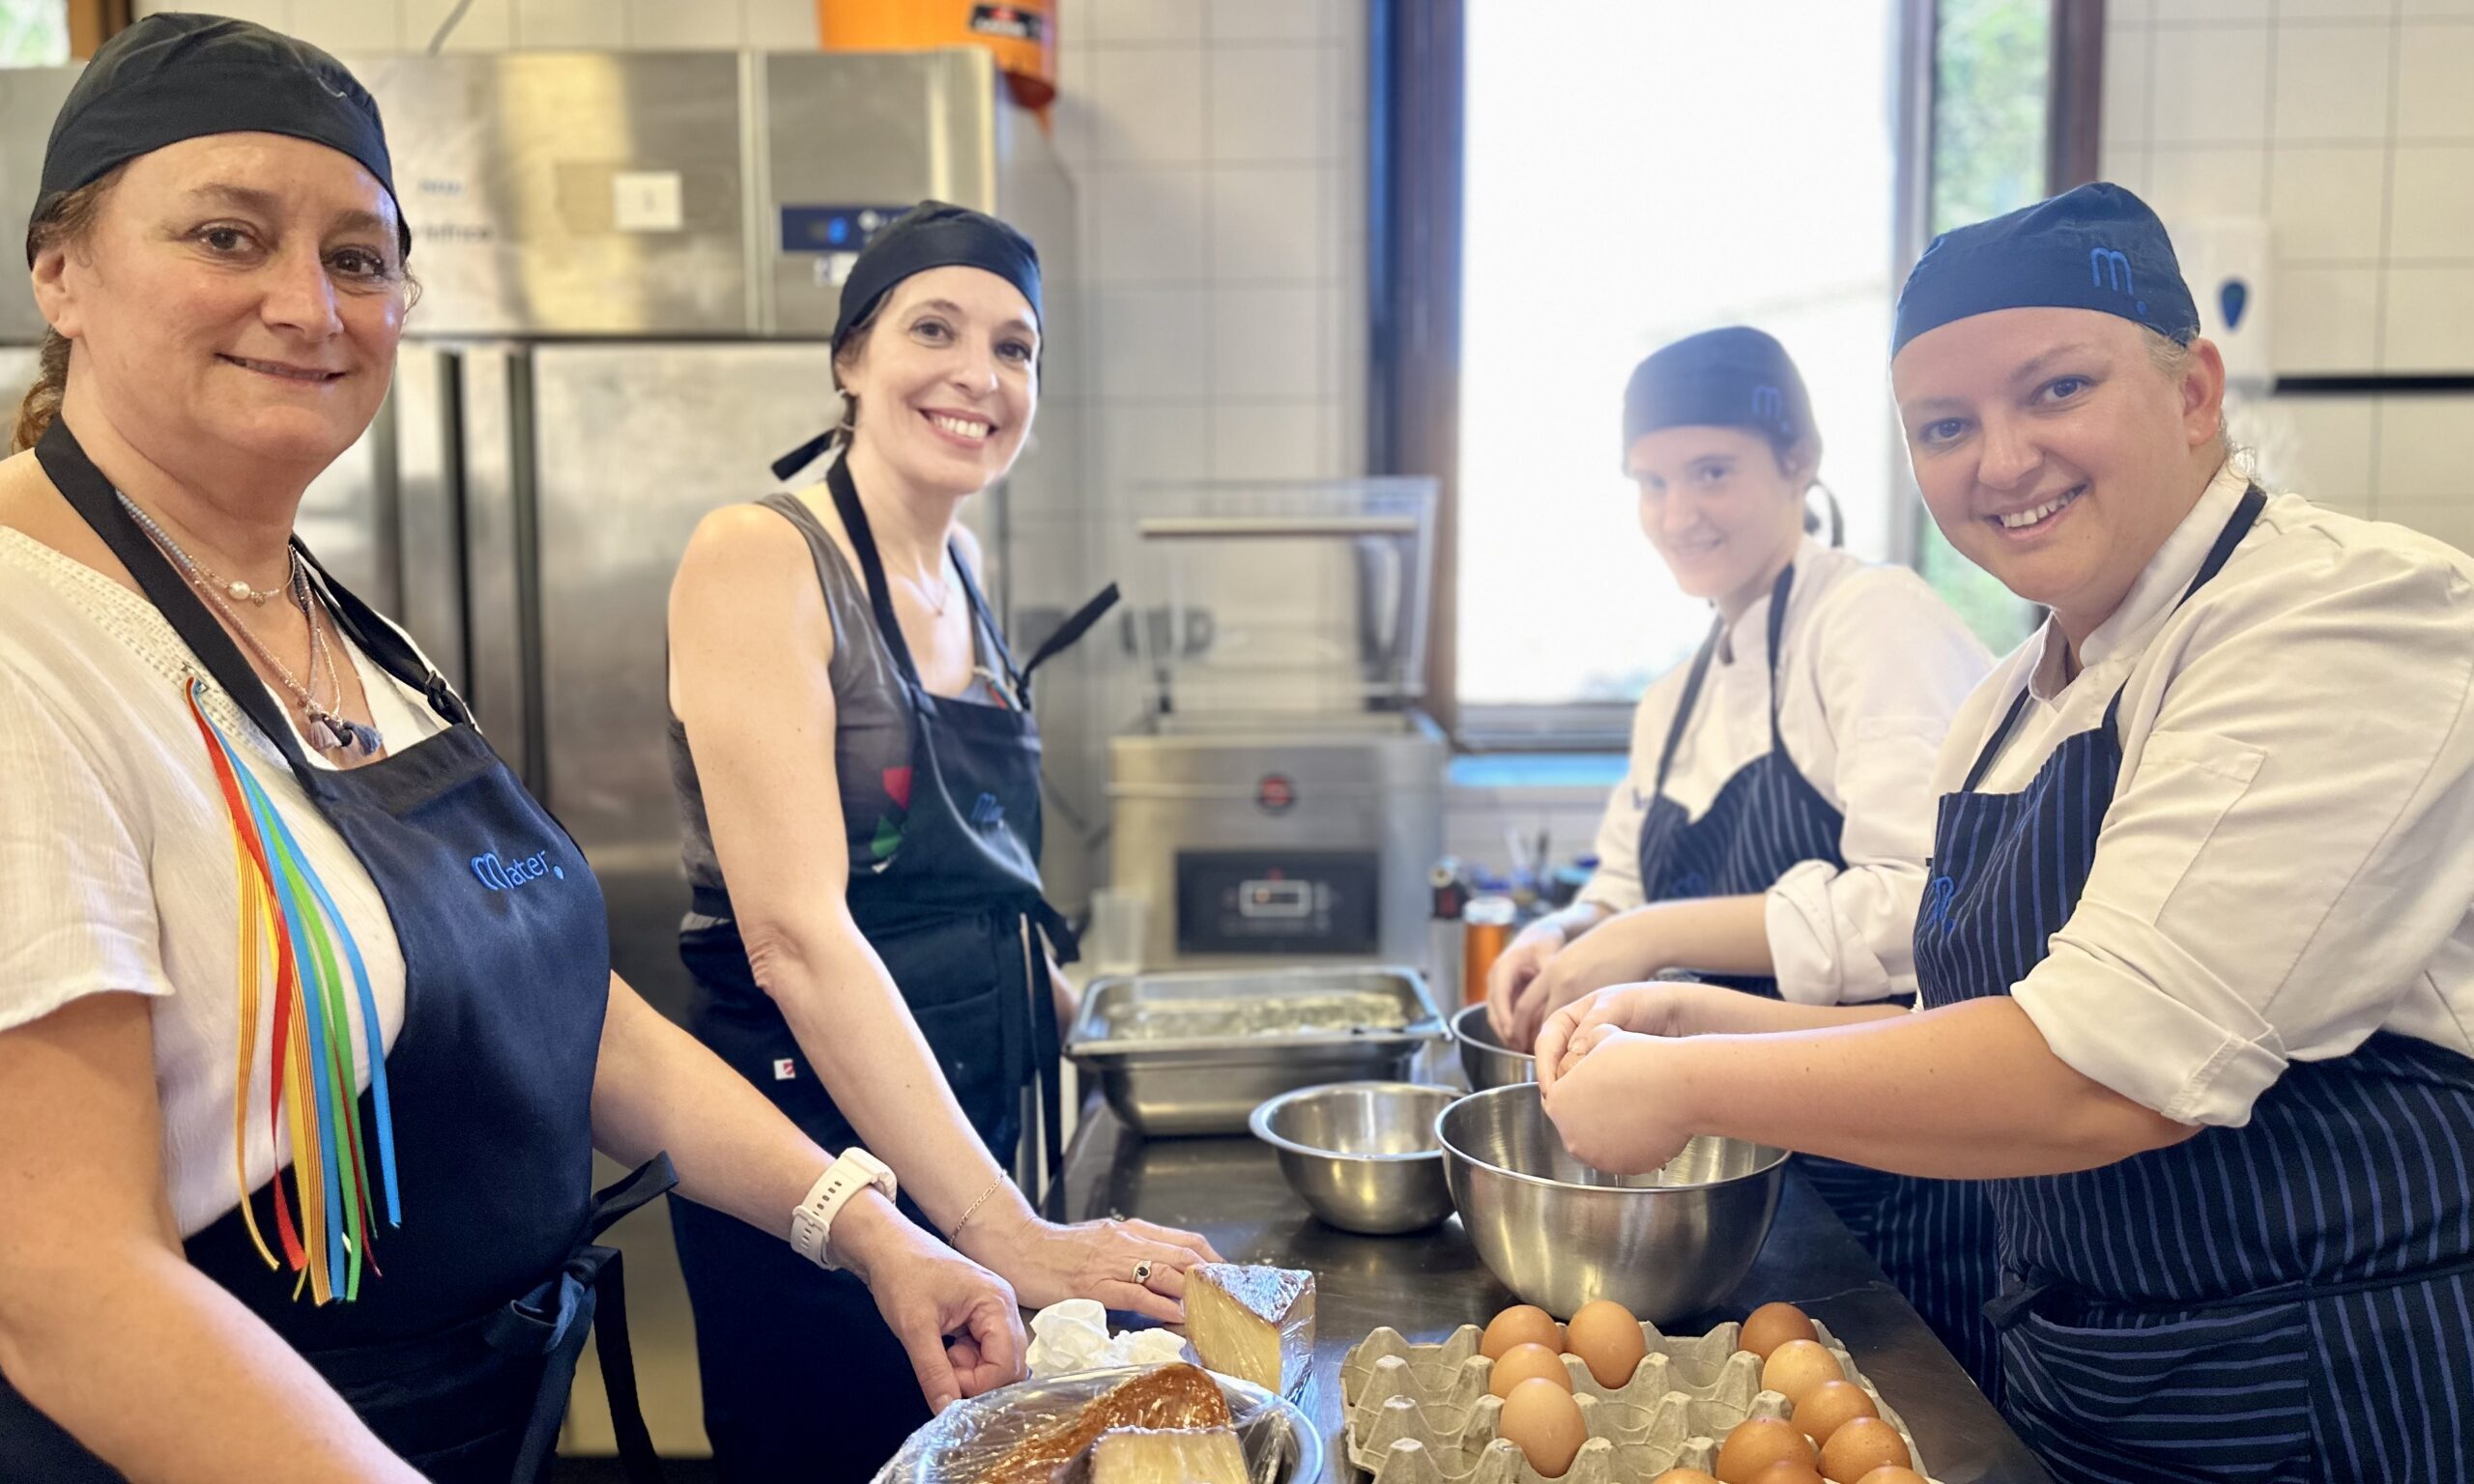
(830, 200), (1042, 352)
(1893, 182), (2198, 356)
(1622, 326), (1815, 470)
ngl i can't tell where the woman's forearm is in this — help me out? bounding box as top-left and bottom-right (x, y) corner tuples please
(0, 1244), (422, 1484)
(741, 911), (1030, 1241)
(1635, 894), (1774, 976)
(1676, 982), (1908, 1036)
(1670, 995), (2199, 1178)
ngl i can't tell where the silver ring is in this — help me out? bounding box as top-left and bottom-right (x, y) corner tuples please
(1132, 1259), (1155, 1285)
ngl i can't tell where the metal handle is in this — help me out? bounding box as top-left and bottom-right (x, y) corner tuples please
(1135, 515), (1422, 541)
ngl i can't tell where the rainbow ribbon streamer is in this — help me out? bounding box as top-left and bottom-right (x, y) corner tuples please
(182, 677), (400, 1303)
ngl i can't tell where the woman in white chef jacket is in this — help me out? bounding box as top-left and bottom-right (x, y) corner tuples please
(1485, 326), (2002, 1394)
(1539, 183), (2474, 1484)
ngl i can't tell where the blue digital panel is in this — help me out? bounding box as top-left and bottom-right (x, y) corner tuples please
(778, 205), (913, 255)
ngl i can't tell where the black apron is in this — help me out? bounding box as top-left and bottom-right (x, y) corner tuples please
(0, 418), (672, 1483)
(670, 455), (1111, 1481)
(1914, 487), (2474, 1483)
(1632, 562), (2001, 1399)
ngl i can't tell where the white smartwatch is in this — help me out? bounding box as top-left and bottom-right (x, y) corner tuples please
(789, 1148), (898, 1270)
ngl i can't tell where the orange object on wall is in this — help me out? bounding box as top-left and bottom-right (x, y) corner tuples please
(817, 1), (1057, 111)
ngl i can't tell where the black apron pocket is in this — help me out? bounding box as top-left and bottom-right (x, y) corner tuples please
(2004, 1298), (2316, 1483)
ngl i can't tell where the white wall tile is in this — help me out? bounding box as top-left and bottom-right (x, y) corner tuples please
(2151, 24), (2271, 143)
(2396, 22), (2474, 136)
(2102, 144), (2152, 196)
(1208, 0), (1328, 42)
(2280, 0), (2402, 16)
(293, 4), (403, 52)
(141, 0), (292, 25)
(2386, 145), (2474, 258)
(623, 0), (734, 49)
(2152, 0), (2271, 16)
(1208, 43), (1332, 162)
(1210, 285), (1323, 399)
(2113, 0), (2155, 18)
(2249, 394), (2375, 500)
(741, 0), (820, 50)
(2402, 0), (2474, 15)
(1087, 167), (1209, 283)
(2267, 146), (2388, 261)
(1207, 165), (1329, 282)
(514, 0), (626, 48)
(2375, 396), (2466, 499)
(2277, 266), (2384, 370)
(1094, 400), (1210, 509)
(1093, 288), (1211, 400)
(2272, 22), (2396, 142)
(2144, 144), (2268, 229)
(2381, 265), (2474, 370)
(1083, 45), (1208, 164)
(405, 0), (512, 50)
(1210, 401), (1327, 479)
(1087, 0), (1204, 44)
(2105, 25), (2154, 147)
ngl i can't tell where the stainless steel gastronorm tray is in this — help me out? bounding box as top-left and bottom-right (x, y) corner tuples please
(1067, 966), (1447, 1136)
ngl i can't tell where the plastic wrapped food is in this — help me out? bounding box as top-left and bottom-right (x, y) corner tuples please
(869, 1365), (1319, 1484)
(1184, 1265), (1315, 1398)
(1052, 1426), (1250, 1484)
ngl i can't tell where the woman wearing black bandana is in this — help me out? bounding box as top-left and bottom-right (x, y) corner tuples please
(662, 203), (1219, 1477)
(0, 18), (1024, 1483)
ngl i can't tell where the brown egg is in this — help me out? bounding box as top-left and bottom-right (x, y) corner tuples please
(1760, 1339), (1846, 1409)
(1792, 1378), (1879, 1447)
(1565, 1298), (1649, 1388)
(1740, 1300), (1820, 1360)
(1482, 1303), (1562, 1360)
(1652, 1472), (1722, 1484)
(1714, 1416), (1818, 1483)
(1819, 1417), (1913, 1484)
(1498, 1377), (1588, 1478)
(1854, 1470), (1930, 1484)
(1747, 1465), (1827, 1484)
(1488, 1341), (1573, 1399)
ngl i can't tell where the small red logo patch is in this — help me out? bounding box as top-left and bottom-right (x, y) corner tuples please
(882, 766), (913, 810)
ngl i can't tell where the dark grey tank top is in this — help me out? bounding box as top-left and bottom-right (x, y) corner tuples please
(668, 491), (1005, 908)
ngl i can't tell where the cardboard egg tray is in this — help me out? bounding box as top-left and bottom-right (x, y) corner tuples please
(1338, 1319), (1935, 1483)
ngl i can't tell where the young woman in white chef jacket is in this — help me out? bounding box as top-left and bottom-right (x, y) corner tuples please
(1539, 183), (2474, 1484)
(1485, 326), (2002, 1393)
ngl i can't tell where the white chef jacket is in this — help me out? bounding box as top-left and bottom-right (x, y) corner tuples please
(1580, 536), (1995, 1004)
(0, 528), (443, 1235)
(1937, 460), (2474, 1127)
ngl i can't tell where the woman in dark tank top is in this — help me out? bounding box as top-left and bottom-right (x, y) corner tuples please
(662, 202), (1218, 1481)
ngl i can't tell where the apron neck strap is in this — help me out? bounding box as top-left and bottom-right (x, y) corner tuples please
(38, 416), (323, 783)
(1761, 560), (1797, 753)
(1651, 561), (1797, 795)
(1960, 484), (2267, 791)
(827, 453), (958, 693)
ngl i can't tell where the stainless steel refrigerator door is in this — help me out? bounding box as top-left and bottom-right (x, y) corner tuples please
(527, 342), (841, 1021)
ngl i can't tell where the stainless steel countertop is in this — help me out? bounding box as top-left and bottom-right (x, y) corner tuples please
(1054, 1098), (2053, 1484)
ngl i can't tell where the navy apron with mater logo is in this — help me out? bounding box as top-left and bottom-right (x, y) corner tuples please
(1634, 562), (2002, 1400)
(1913, 486), (2474, 1483)
(0, 418), (673, 1482)
(670, 453), (1113, 1481)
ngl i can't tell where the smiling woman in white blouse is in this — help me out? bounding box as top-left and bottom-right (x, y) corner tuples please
(1483, 324), (2002, 1395)
(1540, 184), (2474, 1484)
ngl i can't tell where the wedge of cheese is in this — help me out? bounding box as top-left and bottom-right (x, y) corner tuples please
(1183, 1263), (1314, 1397)
(1082, 1426), (1249, 1484)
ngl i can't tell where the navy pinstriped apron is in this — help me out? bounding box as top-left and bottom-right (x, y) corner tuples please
(1636, 563), (2001, 1399)
(1913, 486), (2474, 1483)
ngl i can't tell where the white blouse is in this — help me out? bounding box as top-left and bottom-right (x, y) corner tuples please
(0, 528), (444, 1236)
(1580, 536), (1994, 1004)
(1936, 462), (2474, 1127)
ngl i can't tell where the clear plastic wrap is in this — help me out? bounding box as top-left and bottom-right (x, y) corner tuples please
(870, 1364), (1323, 1484)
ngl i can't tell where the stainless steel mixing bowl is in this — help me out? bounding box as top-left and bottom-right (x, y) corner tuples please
(1452, 1003), (1536, 1090)
(1436, 1083), (1787, 1321)
(1248, 1081), (1459, 1235)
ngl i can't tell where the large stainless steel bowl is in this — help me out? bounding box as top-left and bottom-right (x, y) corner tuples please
(1437, 1084), (1787, 1321)
(1452, 1004), (1536, 1090)
(1249, 1081), (1458, 1235)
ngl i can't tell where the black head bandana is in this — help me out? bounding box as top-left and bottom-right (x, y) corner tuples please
(1622, 326), (1816, 470)
(30, 14), (405, 263)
